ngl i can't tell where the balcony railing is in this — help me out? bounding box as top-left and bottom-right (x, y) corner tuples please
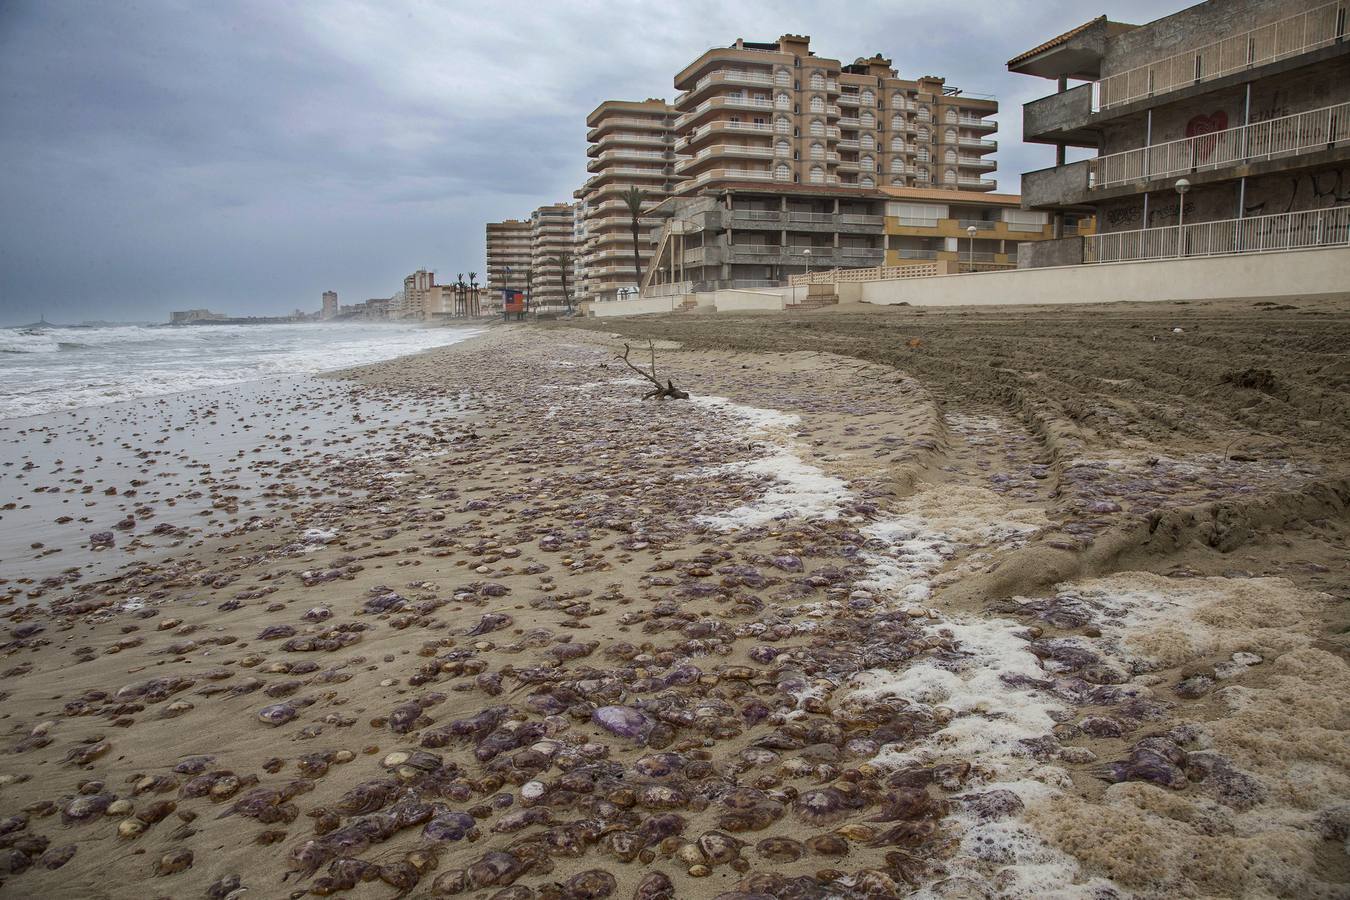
(676, 70), (776, 104)
(1085, 206), (1350, 262)
(958, 137), (998, 149)
(958, 177), (997, 188)
(1090, 100), (1350, 189)
(681, 121), (775, 144)
(958, 219), (997, 230)
(680, 167), (777, 189)
(675, 96), (777, 127)
(1096, 1), (1348, 110)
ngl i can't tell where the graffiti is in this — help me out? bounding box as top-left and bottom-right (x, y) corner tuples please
(1244, 167), (1350, 216)
(1146, 199), (1194, 228)
(1248, 90), (1290, 125)
(1106, 205), (1141, 228)
(1185, 111), (1228, 163)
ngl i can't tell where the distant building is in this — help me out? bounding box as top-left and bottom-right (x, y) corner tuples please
(530, 203), (577, 308)
(485, 220), (531, 311)
(169, 309), (227, 324)
(1010, 0), (1350, 266)
(399, 270), (436, 319)
(321, 290), (338, 318)
(364, 298), (391, 320)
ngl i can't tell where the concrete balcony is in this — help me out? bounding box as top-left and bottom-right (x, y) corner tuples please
(1022, 83), (1098, 147)
(1021, 160), (1092, 209)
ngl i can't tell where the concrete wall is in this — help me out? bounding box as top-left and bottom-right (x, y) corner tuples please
(1019, 237), (1085, 268)
(861, 245), (1350, 306)
(1022, 161), (1091, 209)
(712, 290), (786, 312)
(1023, 83), (1094, 142)
(590, 296), (678, 317)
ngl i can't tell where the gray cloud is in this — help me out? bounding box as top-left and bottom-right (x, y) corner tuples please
(0, 0), (1186, 322)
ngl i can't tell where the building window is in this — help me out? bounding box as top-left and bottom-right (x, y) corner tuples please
(809, 165), (825, 184)
(774, 163), (791, 181)
(775, 92), (790, 109)
(918, 127), (929, 142)
(945, 108), (957, 123)
(891, 176), (905, 185)
(891, 114), (903, 131)
(861, 134), (875, 150)
(776, 139), (791, 156)
(917, 107), (930, 121)
(944, 168), (957, 184)
(810, 141), (824, 159)
(775, 115), (791, 134)
(810, 72), (825, 90)
(890, 93), (904, 110)
(945, 127), (957, 143)
(944, 148), (957, 163)
(860, 175), (875, 188)
(861, 154), (874, 171)
(861, 111), (875, 128)
(890, 157), (904, 173)
(809, 96), (825, 113)
(775, 68), (790, 85)
(890, 136), (904, 152)
(918, 167), (929, 180)
(861, 89), (875, 106)
(810, 119), (825, 137)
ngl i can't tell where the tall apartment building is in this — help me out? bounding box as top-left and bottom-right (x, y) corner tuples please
(399, 269), (436, 320)
(530, 203), (577, 308)
(575, 100), (681, 303)
(485, 220), (531, 308)
(321, 290), (338, 319)
(1010, 0), (1350, 266)
(671, 35), (998, 196)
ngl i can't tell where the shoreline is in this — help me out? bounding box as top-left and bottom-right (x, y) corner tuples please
(0, 316), (1345, 898)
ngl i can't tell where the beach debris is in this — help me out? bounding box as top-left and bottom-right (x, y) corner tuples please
(616, 341), (689, 400)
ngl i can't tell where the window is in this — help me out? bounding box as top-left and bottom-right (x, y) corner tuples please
(775, 68), (790, 86)
(918, 166), (929, 180)
(861, 111), (875, 128)
(775, 115), (791, 134)
(917, 107), (930, 121)
(891, 176), (905, 185)
(861, 134), (875, 150)
(776, 139), (791, 156)
(809, 119), (825, 137)
(891, 93), (904, 110)
(809, 96), (825, 113)
(753, 116), (766, 126)
(860, 175), (875, 188)
(890, 136), (904, 152)
(917, 147), (929, 161)
(945, 149), (957, 163)
(944, 168), (957, 184)
(861, 89), (875, 105)
(861, 154), (874, 171)
(809, 165), (825, 184)
(890, 157), (904, 173)
(810, 72), (825, 90)
(945, 127), (957, 143)
(775, 163), (790, 181)
(891, 115), (903, 131)
(945, 108), (957, 123)
(810, 141), (824, 160)
(918, 127), (929, 142)
(775, 93), (790, 109)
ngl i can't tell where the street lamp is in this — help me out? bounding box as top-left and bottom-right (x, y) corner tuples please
(1174, 178), (1191, 257)
(966, 225), (977, 272)
(803, 248), (812, 279)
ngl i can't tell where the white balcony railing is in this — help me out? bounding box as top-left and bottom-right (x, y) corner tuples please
(1096, 1), (1347, 110)
(1090, 100), (1350, 189)
(676, 70), (776, 104)
(675, 96), (777, 127)
(1085, 206), (1350, 262)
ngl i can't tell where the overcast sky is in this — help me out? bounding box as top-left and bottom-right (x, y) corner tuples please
(0, 0), (1189, 323)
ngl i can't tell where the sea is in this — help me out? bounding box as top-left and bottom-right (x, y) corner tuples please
(0, 321), (479, 420)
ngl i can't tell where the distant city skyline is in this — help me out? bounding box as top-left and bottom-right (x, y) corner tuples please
(0, 0), (1188, 321)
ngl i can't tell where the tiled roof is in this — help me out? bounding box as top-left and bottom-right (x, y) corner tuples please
(1007, 16), (1104, 68)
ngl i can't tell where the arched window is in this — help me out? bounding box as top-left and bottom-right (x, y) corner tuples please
(775, 68), (790, 86)
(861, 134), (875, 150)
(809, 165), (825, 184)
(917, 147), (929, 161)
(810, 72), (825, 90)
(890, 136), (904, 152)
(890, 93), (904, 109)
(944, 148), (957, 163)
(861, 154), (874, 171)
(891, 176), (905, 185)
(776, 139), (791, 157)
(860, 175), (875, 188)
(774, 163), (790, 181)
(861, 89), (875, 106)
(917, 166), (929, 180)
(945, 128), (957, 143)
(918, 127), (929, 142)
(944, 168), (957, 184)
(810, 141), (824, 160)
(809, 96), (825, 113)
(775, 92), (790, 109)
(917, 107), (930, 121)
(889, 157), (904, 173)
(860, 111), (875, 128)
(809, 119), (825, 137)
(891, 115), (903, 131)
(945, 108), (957, 122)
(775, 115), (791, 134)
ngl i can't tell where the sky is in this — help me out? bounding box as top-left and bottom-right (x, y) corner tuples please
(0, 0), (1190, 324)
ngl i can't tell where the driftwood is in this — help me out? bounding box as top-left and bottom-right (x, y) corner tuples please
(617, 341), (689, 400)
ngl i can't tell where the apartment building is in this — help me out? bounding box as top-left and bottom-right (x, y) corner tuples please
(881, 187), (1088, 269)
(321, 291), (338, 319)
(398, 269), (436, 320)
(530, 203), (577, 308)
(575, 99), (681, 303)
(642, 186), (887, 291)
(671, 34), (998, 196)
(1010, 0), (1350, 266)
(485, 219), (532, 309)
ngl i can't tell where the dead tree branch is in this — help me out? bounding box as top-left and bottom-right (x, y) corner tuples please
(617, 340), (689, 400)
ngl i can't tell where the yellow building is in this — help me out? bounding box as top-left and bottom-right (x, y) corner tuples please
(880, 187), (1093, 269)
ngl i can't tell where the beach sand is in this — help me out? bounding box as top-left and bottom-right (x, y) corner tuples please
(1, 304), (1347, 899)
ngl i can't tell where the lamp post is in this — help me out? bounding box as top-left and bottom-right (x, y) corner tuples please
(966, 225), (977, 272)
(1175, 178), (1190, 257)
(803, 248), (812, 279)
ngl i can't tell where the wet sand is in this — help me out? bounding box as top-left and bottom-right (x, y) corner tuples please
(0, 311), (1347, 899)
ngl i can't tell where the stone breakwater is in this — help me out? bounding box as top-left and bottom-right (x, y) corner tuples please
(0, 326), (1346, 899)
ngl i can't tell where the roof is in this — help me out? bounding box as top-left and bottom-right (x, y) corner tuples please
(1007, 17), (1105, 68)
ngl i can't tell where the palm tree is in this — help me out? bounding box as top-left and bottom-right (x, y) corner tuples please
(551, 252), (574, 311)
(620, 186), (645, 289)
(467, 272), (479, 317)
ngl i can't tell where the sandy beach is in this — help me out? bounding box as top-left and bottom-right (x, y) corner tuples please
(1, 303), (1347, 899)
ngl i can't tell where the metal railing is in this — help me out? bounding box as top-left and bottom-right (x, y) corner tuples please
(1096, 1), (1347, 110)
(958, 219), (997, 230)
(1090, 100), (1350, 188)
(643, 281), (693, 297)
(1085, 206), (1350, 262)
